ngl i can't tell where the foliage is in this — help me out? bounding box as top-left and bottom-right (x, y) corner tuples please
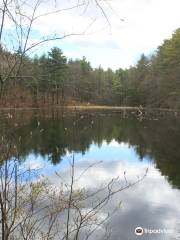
(2, 27), (180, 108)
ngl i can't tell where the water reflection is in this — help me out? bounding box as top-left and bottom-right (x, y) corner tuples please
(45, 156), (180, 240)
(1, 110), (180, 239)
(1, 110), (180, 189)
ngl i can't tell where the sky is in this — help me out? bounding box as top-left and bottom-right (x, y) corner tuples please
(3, 0), (180, 70)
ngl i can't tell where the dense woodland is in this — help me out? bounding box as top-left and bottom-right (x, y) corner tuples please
(1, 28), (180, 108)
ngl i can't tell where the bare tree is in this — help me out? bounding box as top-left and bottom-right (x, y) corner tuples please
(0, 0), (115, 90)
(0, 0), (126, 108)
(0, 113), (148, 240)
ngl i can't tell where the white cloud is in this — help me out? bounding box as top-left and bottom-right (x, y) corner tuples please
(102, 140), (128, 148)
(3, 0), (180, 69)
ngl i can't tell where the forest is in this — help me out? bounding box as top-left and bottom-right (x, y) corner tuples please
(1, 1), (180, 239)
(1, 28), (180, 109)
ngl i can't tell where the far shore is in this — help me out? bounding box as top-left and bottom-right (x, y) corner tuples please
(0, 105), (179, 112)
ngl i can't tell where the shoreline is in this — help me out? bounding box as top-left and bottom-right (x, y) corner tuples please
(0, 105), (179, 112)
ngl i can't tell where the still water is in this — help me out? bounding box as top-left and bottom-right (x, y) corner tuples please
(1, 109), (180, 239)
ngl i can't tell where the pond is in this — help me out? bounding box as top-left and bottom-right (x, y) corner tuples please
(1, 109), (180, 239)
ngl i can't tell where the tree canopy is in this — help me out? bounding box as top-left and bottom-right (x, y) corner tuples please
(1, 28), (180, 108)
